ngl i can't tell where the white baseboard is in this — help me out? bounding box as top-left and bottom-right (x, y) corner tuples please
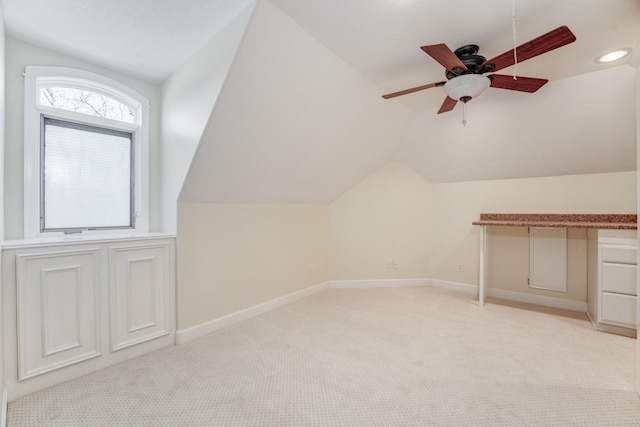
(176, 278), (588, 346)
(331, 278), (479, 297)
(175, 281), (330, 344)
(330, 278), (430, 289)
(428, 279), (478, 296)
(332, 278), (585, 312)
(487, 287), (587, 312)
(586, 311), (636, 337)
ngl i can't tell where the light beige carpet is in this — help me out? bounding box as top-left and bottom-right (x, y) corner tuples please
(7, 286), (640, 426)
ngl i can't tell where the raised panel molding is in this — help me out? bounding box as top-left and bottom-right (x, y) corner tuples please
(16, 249), (101, 380)
(127, 257), (156, 332)
(41, 266), (82, 356)
(4, 235), (176, 400)
(109, 243), (172, 352)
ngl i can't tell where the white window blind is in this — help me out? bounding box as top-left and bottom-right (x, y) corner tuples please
(42, 117), (134, 232)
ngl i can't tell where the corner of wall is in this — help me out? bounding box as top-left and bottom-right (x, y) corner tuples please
(328, 161), (434, 281)
(159, 2), (256, 233)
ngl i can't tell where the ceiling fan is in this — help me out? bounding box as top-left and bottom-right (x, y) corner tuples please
(382, 26), (576, 114)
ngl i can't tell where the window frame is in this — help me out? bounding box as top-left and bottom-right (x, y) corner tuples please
(40, 116), (136, 233)
(24, 66), (150, 239)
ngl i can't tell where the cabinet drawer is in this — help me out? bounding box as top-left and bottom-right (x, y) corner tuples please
(602, 263), (637, 295)
(602, 245), (637, 265)
(601, 292), (637, 328)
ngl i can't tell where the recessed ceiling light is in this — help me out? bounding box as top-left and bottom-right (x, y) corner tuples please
(595, 48), (631, 63)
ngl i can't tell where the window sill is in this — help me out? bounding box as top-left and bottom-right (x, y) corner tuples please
(2, 232), (176, 250)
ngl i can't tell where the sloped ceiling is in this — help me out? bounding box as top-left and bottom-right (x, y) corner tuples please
(181, 0), (639, 202)
(271, 0), (640, 112)
(2, 0), (253, 82)
(3, 0), (639, 204)
(179, 0), (411, 203)
(400, 65), (637, 183)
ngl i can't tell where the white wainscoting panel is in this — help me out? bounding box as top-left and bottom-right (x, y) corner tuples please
(3, 234), (176, 401)
(110, 243), (172, 352)
(16, 249), (101, 380)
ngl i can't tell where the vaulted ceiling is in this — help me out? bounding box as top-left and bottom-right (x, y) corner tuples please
(271, 0), (640, 112)
(3, 0), (640, 204)
(3, 0), (253, 82)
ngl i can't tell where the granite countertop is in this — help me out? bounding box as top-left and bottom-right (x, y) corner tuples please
(472, 213), (637, 230)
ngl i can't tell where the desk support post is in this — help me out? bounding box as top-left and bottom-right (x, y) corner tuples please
(479, 225), (487, 306)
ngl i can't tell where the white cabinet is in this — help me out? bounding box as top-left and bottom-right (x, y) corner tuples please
(3, 235), (176, 400)
(587, 229), (637, 337)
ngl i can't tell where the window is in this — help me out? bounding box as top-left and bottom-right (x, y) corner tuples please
(42, 118), (134, 232)
(24, 66), (149, 238)
(39, 86), (137, 123)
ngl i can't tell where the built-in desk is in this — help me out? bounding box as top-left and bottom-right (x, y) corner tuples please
(472, 214), (637, 308)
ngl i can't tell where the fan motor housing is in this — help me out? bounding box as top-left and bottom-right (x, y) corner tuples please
(446, 44), (495, 80)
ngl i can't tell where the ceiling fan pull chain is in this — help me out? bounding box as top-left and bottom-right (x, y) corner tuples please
(462, 102), (467, 127)
(512, 0), (518, 80)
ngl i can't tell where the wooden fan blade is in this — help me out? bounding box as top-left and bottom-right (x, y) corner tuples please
(421, 44), (467, 73)
(489, 74), (548, 93)
(437, 96), (458, 114)
(483, 26), (576, 73)
(382, 82), (444, 99)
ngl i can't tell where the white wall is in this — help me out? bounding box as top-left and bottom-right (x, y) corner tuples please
(0, 0), (6, 397)
(177, 203), (329, 330)
(161, 4), (255, 232)
(486, 227), (587, 302)
(430, 171), (637, 290)
(177, 165), (636, 333)
(4, 37), (163, 239)
(637, 63), (640, 392)
(172, 0), (411, 333)
(329, 161), (432, 280)
(328, 161), (636, 305)
(632, 44), (640, 393)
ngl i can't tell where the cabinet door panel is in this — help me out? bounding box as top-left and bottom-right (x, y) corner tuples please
(601, 292), (637, 327)
(601, 245), (637, 265)
(110, 243), (171, 352)
(16, 249), (101, 380)
(529, 227), (567, 292)
(602, 263), (637, 295)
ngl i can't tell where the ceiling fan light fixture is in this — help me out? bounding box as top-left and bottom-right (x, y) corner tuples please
(444, 74), (491, 102)
(595, 48), (631, 64)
